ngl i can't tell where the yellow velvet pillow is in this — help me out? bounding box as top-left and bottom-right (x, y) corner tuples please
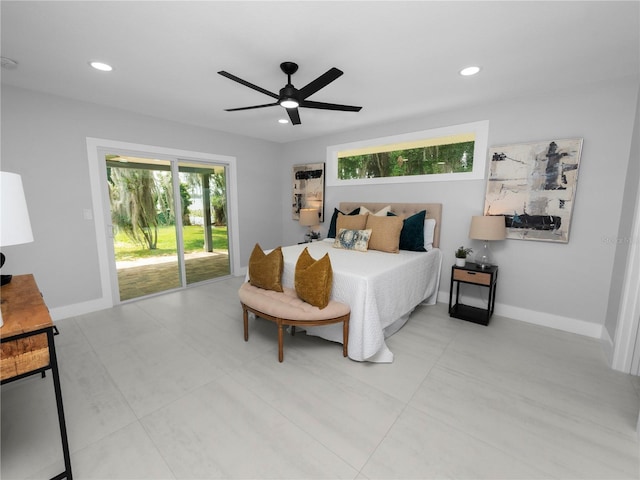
(248, 243), (284, 292)
(336, 213), (368, 232)
(365, 214), (403, 253)
(295, 248), (333, 309)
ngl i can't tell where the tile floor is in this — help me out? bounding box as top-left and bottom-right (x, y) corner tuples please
(2, 276), (639, 479)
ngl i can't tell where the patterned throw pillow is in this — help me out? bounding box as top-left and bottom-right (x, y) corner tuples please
(333, 228), (372, 252)
(295, 248), (333, 309)
(248, 243), (284, 292)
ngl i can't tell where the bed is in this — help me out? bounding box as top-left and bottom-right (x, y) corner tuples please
(279, 202), (443, 363)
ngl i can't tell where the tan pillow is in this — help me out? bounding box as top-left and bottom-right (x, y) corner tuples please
(295, 248), (333, 309)
(248, 243), (284, 292)
(336, 213), (368, 232)
(365, 214), (403, 253)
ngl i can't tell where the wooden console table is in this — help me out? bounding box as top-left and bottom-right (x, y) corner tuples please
(1, 274), (72, 480)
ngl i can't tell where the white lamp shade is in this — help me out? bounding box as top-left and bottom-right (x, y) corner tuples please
(1, 172), (34, 246)
(469, 215), (506, 241)
(299, 208), (319, 227)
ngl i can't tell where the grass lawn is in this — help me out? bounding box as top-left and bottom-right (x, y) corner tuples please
(114, 225), (228, 262)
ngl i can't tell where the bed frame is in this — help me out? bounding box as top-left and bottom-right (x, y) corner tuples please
(338, 202), (442, 249)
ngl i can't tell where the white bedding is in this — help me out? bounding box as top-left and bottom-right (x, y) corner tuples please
(280, 239), (443, 363)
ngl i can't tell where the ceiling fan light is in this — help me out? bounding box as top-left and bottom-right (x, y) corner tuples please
(280, 98), (299, 109)
(459, 66), (480, 76)
(90, 61), (113, 72)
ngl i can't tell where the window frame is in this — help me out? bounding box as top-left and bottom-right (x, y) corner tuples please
(326, 120), (489, 186)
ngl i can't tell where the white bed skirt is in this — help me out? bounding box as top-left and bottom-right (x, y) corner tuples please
(279, 240), (443, 363)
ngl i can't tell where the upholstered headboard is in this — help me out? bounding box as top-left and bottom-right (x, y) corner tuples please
(339, 202), (442, 249)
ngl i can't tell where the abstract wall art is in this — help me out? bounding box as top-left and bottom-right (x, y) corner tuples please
(292, 162), (325, 222)
(484, 138), (583, 243)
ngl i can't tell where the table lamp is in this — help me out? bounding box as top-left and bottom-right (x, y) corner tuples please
(299, 208), (320, 241)
(1, 172), (35, 327)
(1, 172), (34, 284)
(469, 215), (506, 269)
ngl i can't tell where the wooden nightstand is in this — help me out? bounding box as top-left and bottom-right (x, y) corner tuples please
(448, 262), (498, 326)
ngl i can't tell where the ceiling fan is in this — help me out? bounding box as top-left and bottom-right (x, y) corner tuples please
(218, 62), (362, 125)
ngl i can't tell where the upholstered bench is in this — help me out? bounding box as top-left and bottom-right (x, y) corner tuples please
(238, 282), (350, 362)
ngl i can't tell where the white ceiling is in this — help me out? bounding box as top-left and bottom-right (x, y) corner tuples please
(2, 1), (638, 144)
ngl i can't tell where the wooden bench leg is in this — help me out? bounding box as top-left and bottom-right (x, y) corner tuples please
(343, 317), (349, 357)
(240, 296), (350, 362)
(243, 306), (249, 341)
(277, 321), (284, 362)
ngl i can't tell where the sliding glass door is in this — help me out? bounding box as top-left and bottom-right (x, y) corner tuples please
(105, 154), (230, 301)
(178, 161), (230, 286)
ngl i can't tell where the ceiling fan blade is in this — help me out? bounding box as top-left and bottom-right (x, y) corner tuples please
(300, 99), (362, 112)
(286, 107), (301, 125)
(298, 67), (343, 100)
(224, 102), (279, 112)
(218, 71), (279, 100)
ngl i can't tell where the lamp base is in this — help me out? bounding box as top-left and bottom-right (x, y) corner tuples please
(0, 253), (8, 285)
(475, 241), (492, 269)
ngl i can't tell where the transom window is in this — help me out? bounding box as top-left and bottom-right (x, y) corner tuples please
(326, 120), (489, 186)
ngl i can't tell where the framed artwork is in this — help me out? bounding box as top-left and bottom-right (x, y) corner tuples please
(292, 162), (325, 222)
(484, 138), (583, 243)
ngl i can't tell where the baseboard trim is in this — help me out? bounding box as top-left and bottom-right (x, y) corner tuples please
(601, 327), (615, 366)
(49, 297), (112, 321)
(49, 273), (248, 321)
(496, 302), (603, 338)
(437, 291), (603, 339)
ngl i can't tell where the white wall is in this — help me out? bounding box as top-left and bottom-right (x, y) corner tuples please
(281, 76), (640, 335)
(1, 85), (282, 311)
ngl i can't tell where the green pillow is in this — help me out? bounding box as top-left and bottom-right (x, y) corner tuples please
(388, 210), (427, 251)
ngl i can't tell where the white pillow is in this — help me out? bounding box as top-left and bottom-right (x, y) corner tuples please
(359, 205), (391, 216)
(424, 218), (436, 251)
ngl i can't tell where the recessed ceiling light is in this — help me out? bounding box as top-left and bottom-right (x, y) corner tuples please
(90, 61), (113, 72)
(278, 118), (289, 124)
(459, 66), (481, 76)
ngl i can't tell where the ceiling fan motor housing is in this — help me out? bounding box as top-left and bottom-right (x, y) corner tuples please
(279, 84), (299, 106)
